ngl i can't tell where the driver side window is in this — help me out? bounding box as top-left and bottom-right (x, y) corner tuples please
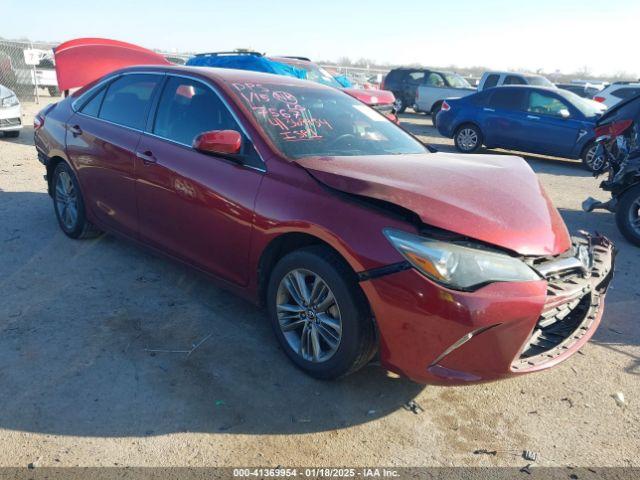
(527, 91), (570, 117)
(153, 76), (239, 146)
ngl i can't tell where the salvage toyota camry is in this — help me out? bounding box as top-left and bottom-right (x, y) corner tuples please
(34, 66), (615, 384)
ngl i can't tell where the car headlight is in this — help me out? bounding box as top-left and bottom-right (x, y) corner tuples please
(1, 94), (19, 108)
(383, 228), (541, 290)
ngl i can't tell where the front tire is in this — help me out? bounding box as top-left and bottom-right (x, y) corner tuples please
(615, 185), (640, 246)
(267, 246), (376, 380)
(52, 162), (101, 239)
(454, 124), (483, 153)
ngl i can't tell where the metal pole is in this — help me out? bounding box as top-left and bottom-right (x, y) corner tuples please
(31, 42), (39, 104)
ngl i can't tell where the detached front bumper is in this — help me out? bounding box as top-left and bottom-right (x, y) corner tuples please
(360, 234), (615, 385)
(0, 105), (23, 131)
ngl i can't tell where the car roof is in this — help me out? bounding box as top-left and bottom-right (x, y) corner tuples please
(483, 71), (540, 77)
(484, 85), (557, 93)
(112, 64), (333, 90)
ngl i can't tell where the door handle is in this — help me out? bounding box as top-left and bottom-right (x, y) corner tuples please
(69, 124), (83, 136)
(136, 150), (157, 164)
(483, 107), (495, 112)
(527, 115), (540, 120)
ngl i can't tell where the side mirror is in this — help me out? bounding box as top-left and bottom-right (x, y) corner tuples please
(193, 130), (242, 155)
(559, 108), (571, 119)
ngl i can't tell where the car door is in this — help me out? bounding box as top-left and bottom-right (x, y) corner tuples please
(480, 88), (527, 149)
(135, 75), (264, 286)
(418, 72), (446, 111)
(66, 73), (162, 238)
(403, 71), (426, 106)
(519, 90), (584, 157)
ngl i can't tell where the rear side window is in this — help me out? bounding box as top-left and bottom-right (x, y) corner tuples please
(407, 71), (426, 85)
(153, 76), (239, 145)
(384, 70), (402, 86)
(80, 88), (106, 117)
(504, 75), (526, 85)
(488, 89), (525, 110)
(483, 74), (500, 89)
(426, 72), (445, 87)
(612, 88), (640, 99)
(99, 74), (160, 130)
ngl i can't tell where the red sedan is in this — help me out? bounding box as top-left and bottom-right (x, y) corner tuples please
(34, 65), (614, 384)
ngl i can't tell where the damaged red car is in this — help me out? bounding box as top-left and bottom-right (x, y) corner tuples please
(34, 65), (614, 384)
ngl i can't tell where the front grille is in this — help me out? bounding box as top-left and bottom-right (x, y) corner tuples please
(0, 117), (21, 127)
(512, 235), (614, 370)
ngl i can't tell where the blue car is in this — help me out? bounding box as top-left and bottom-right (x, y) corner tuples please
(436, 86), (605, 171)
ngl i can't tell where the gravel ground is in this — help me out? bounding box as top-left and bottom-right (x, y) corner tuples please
(0, 101), (638, 468)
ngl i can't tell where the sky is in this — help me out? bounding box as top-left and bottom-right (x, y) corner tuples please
(2, 0), (638, 77)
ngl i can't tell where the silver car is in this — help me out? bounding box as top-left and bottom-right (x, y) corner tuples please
(414, 71), (475, 126)
(0, 84), (22, 138)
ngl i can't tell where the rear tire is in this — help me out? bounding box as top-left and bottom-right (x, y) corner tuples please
(392, 96), (406, 114)
(615, 185), (640, 246)
(454, 124), (483, 153)
(267, 246), (377, 380)
(581, 142), (605, 172)
(52, 162), (102, 239)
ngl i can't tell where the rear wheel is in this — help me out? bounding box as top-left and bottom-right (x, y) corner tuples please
(454, 124), (482, 153)
(267, 246), (376, 380)
(52, 162), (101, 239)
(615, 185), (640, 246)
(392, 96), (406, 114)
(581, 142), (605, 172)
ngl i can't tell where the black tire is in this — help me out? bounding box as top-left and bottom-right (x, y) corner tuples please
(615, 185), (640, 246)
(392, 96), (406, 114)
(52, 162), (102, 239)
(454, 123), (483, 153)
(48, 86), (60, 97)
(431, 102), (442, 128)
(267, 246), (377, 380)
(3, 130), (20, 138)
(581, 142), (605, 172)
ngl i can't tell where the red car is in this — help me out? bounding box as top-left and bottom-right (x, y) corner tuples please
(34, 65), (614, 384)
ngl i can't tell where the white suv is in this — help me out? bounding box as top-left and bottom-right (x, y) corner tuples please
(593, 82), (640, 108)
(0, 84), (22, 138)
(478, 71), (555, 91)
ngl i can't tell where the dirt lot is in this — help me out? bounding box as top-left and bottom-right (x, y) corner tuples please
(0, 101), (638, 468)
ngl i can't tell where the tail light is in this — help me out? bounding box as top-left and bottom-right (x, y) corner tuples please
(593, 96), (605, 103)
(594, 119), (633, 138)
(34, 103), (56, 131)
(33, 114), (44, 131)
(441, 100), (451, 112)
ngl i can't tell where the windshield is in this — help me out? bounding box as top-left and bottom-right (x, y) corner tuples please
(279, 60), (342, 89)
(525, 75), (555, 88)
(230, 82), (427, 159)
(557, 89), (603, 118)
(443, 73), (471, 89)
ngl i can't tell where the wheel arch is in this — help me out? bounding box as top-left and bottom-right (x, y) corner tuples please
(45, 154), (69, 196)
(256, 231), (358, 307)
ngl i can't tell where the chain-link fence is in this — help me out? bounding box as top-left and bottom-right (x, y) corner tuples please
(0, 39), (59, 102)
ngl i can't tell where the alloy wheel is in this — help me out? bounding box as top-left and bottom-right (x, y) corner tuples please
(276, 268), (342, 363)
(55, 170), (79, 230)
(585, 145), (605, 171)
(457, 128), (478, 151)
(393, 98), (403, 113)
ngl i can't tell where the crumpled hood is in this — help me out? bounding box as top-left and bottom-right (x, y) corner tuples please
(297, 152), (571, 256)
(342, 87), (395, 106)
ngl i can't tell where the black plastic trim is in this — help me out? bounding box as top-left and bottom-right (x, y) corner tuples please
(357, 261), (411, 282)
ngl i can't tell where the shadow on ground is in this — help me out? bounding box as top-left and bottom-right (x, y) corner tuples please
(0, 191), (425, 438)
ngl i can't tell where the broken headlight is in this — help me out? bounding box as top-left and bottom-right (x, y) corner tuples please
(383, 228), (540, 290)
